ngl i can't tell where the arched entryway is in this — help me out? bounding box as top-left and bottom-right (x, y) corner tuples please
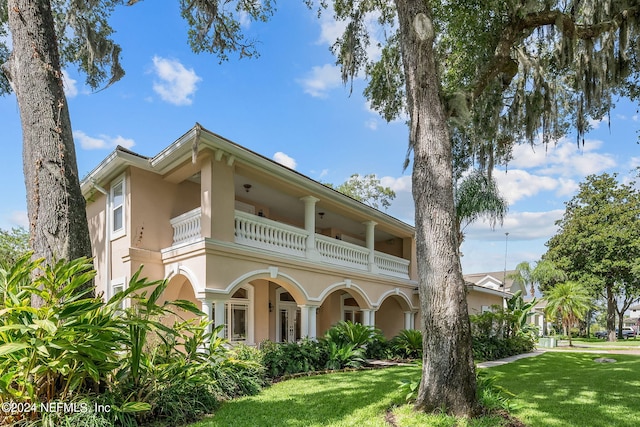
(377, 292), (415, 338)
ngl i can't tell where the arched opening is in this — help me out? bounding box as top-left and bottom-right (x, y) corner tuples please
(377, 294), (412, 339)
(317, 285), (372, 335)
(160, 274), (200, 328)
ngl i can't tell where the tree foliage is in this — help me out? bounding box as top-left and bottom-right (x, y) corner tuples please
(0, 227), (29, 267)
(545, 173), (640, 341)
(326, 173), (396, 210)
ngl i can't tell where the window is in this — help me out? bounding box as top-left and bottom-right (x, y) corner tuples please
(111, 277), (127, 311)
(110, 175), (125, 238)
(223, 286), (253, 343)
(342, 294), (362, 324)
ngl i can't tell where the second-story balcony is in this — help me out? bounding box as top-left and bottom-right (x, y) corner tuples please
(170, 208), (411, 280)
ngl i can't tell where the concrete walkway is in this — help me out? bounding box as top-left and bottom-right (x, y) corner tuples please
(476, 349), (546, 368)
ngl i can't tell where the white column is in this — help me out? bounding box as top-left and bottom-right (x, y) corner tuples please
(301, 196), (320, 260)
(370, 309), (376, 328)
(199, 298), (213, 336)
(300, 305), (311, 339)
(361, 309), (373, 326)
(308, 305), (318, 339)
(214, 300), (226, 339)
(363, 221), (378, 273)
(404, 311), (413, 330)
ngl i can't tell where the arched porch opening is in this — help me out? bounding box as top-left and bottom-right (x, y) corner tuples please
(377, 293), (414, 339)
(218, 268), (312, 344)
(317, 283), (373, 337)
(159, 273), (201, 327)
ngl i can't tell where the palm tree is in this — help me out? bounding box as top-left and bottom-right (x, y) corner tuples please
(454, 170), (508, 248)
(510, 259), (567, 297)
(544, 281), (593, 346)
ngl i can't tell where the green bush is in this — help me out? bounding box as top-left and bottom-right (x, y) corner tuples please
(260, 339), (327, 378)
(390, 329), (423, 360)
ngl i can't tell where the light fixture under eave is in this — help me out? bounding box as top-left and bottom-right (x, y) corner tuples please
(243, 184), (252, 193)
(318, 212), (325, 219)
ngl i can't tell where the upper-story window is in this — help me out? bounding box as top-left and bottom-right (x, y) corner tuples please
(111, 175), (125, 239)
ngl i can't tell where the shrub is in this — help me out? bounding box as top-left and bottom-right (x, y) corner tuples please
(390, 329), (423, 360)
(260, 339), (327, 379)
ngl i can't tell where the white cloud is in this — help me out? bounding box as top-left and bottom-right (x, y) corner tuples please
(151, 56), (201, 106)
(508, 138), (616, 177)
(380, 175), (411, 192)
(61, 70), (78, 98)
(273, 152), (297, 169)
(74, 130), (135, 150)
(465, 209), (564, 242)
(494, 169), (558, 204)
(365, 119), (378, 130)
(298, 64), (342, 98)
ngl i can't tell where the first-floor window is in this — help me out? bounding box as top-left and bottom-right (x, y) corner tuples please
(222, 287), (252, 343)
(111, 277), (127, 312)
(342, 294), (362, 324)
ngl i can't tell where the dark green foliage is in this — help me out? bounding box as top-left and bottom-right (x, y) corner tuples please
(260, 339), (328, 379)
(471, 335), (535, 362)
(391, 329), (423, 360)
(470, 294), (537, 362)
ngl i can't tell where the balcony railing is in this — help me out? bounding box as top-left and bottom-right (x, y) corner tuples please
(234, 211), (307, 257)
(170, 207), (202, 244)
(170, 208), (410, 279)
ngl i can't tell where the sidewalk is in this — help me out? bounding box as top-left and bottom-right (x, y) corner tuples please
(476, 349), (546, 368)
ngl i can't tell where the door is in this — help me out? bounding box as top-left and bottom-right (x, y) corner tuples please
(278, 302), (301, 343)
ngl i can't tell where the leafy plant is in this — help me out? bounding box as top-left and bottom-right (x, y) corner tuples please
(324, 341), (365, 370)
(391, 329), (423, 359)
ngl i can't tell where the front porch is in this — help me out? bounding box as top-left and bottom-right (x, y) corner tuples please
(162, 265), (417, 346)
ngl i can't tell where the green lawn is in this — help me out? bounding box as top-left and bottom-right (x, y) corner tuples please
(189, 352), (640, 426)
(188, 366), (506, 427)
(488, 352), (640, 427)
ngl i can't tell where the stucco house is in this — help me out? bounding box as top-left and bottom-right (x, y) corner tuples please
(81, 124), (419, 345)
(463, 270), (522, 314)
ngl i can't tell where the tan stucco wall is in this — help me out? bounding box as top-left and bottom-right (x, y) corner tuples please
(466, 289), (504, 315)
(376, 297), (407, 338)
(129, 167), (200, 252)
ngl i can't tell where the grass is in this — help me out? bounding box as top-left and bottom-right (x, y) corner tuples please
(488, 352), (640, 427)
(188, 351), (640, 426)
(188, 366), (507, 427)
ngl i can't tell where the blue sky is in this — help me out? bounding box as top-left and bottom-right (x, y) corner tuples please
(1, 2), (639, 274)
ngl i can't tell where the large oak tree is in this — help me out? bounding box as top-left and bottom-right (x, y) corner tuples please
(3, 0), (640, 417)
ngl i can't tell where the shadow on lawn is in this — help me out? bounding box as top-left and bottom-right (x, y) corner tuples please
(199, 366), (419, 427)
(489, 352), (640, 427)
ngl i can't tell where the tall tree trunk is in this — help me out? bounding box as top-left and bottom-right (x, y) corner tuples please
(395, 0), (478, 417)
(606, 284), (616, 341)
(4, 0), (93, 297)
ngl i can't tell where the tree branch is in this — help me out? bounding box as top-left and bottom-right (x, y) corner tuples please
(471, 6), (640, 100)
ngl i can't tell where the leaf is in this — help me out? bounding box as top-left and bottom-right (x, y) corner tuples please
(0, 342), (28, 356)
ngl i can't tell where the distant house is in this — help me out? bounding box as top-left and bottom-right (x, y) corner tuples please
(81, 124), (419, 344)
(463, 270), (522, 314)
